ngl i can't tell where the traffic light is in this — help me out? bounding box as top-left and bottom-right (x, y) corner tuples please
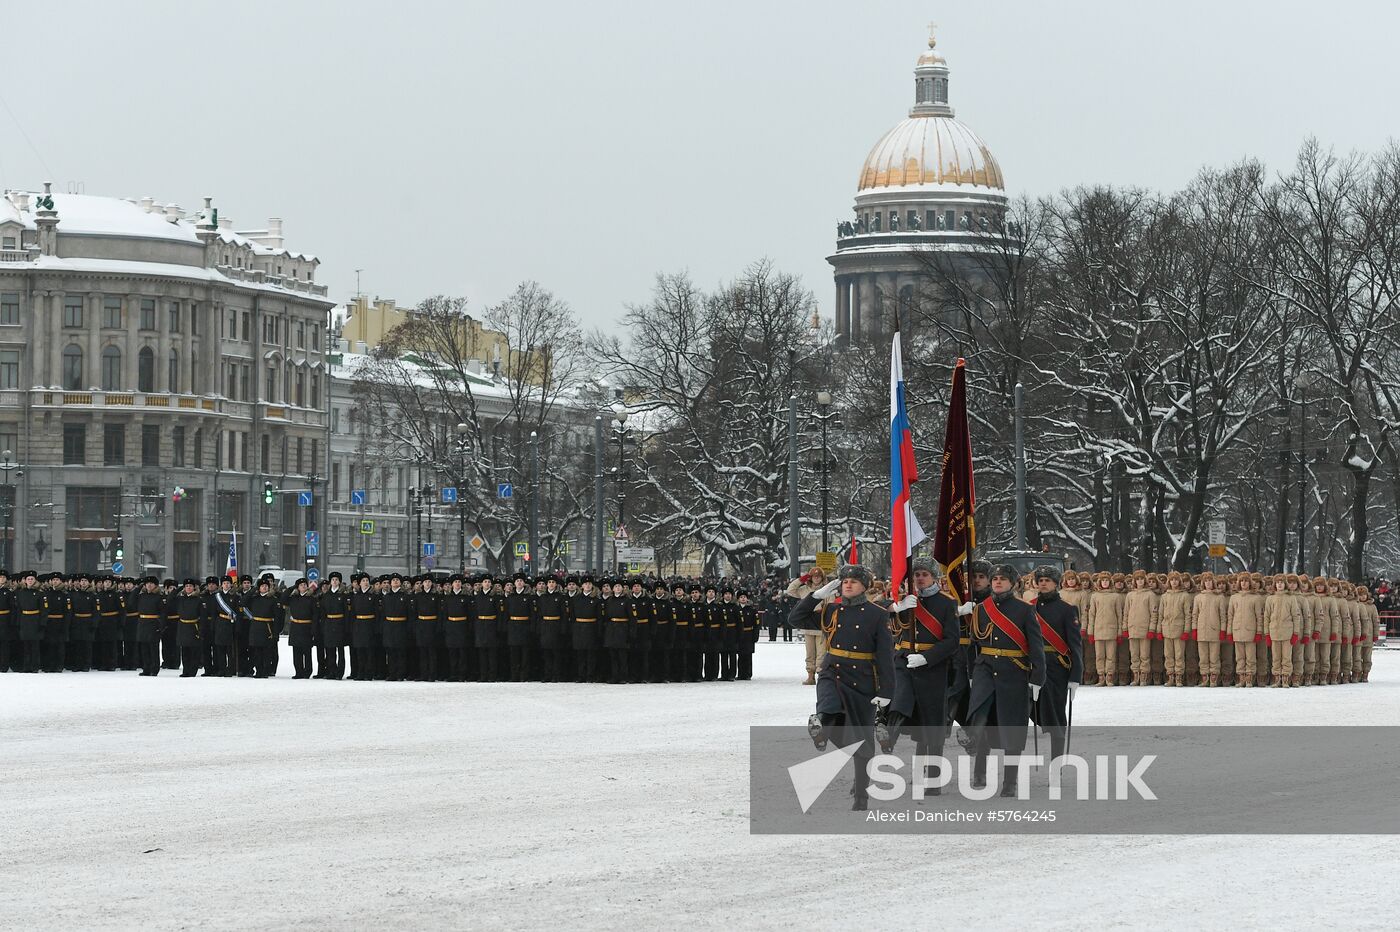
(263, 481), (274, 505)
(114, 536), (124, 560)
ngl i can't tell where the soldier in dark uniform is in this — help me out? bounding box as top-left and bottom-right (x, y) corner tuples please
(627, 579), (652, 684)
(133, 575), (166, 676)
(1030, 565), (1083, 765)
(701, 583), (722, 681)
(737, 590), (760, 680)
(317, 572), (350, 680)
(440, 575), (473, 682)
(966, 564), (1047, 796)
(649, 579), (672, 683)
(173, 579), (207, 676)
(505, 572), (536, 682)
(160, 578), (181, 669)
(119, 577), (141, 670)
(0, 569), (13, 672)
(379, 573), (412, 681)
(569, 575), (602, 683)
(41, 573), (71, 673)
(719, 586), (741, 681)
(878, 557), (963, 791)
(67, 574), (97, 672)
(686, 583), (706, 682)
(281, 578), (316, 679)
(473, 573), (504, 682)
(668, 581), (690, 682)
(411, 574), (441, 681)
(15, 570), (45, 673)
(348, 573), (380, 680)
(602, 578), (631, 684)
(244, 574), (283, 678)
(789, 564), (895, 811)
(208, 575), (240, 676)
(948, 560), (989, 733)
(198, 578), (219, 672)
(536, 575), (567, 683)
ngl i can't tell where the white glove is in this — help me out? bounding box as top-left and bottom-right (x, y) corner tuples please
(893, 594), (918, 611)
(957, 601), (975, 616)
(905, 654), (928, 669)
(1068, 681), (1079, 698)
(813, 579), (840, 599)
(871, 696), (890, 708)
(1030, 684), (1041, 701)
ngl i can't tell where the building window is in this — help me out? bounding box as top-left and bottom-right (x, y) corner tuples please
(62, 344), (84, 390)
(240, 365), (250, 402)
(260, 435), (270, 473)
(191, 303), (198, 335)
(63, 423), (86, 465)
(266, 364), (277, 401)
(311, 323), (319, 349)
(103, 296), (123, 329)
(172, 426), (185, 467)
(310, 372), (320, 409)
(168, 350), (179, 393)
(311, 439), (318, 475)
(103, 423), (125, 466)
(242, 312), (250, 342)
(141, 423), (160, 466)
(168, 302), (180, 333)
(241, 431), (249, 471)
(296, 322), (305, 349)
(63, 296), (84, 328)
(138, 347), (154, 393)
(101, 346), (122, 390)
(944, 209), (955, 231)
(1, 293), (20, 325)
(140, 299), (156, 330)
(0, 349), (19, 389)
(1, 235), (14, 250)
(295, 369), (305, 407)
(193, 428), (203, 469)
(296, 437), (304, 475)
(228, 308), (238, 338)
(332, 462), (341, 501)
(0, 428), (17, 457)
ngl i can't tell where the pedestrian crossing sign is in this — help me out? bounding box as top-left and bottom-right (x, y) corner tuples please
(360, 520), (375, 535)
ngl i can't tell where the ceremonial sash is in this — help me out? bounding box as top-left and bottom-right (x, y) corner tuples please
(1033, 601), (1072, 669)
(980, 597), (1029, 653)
(913, 600), (944, 640)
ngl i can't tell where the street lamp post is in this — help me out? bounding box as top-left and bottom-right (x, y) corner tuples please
(0, 450), (22, 570)
(1296, 369), (1315, 570)
(611, 399), (630, 573)
(456, 423), (470, 573)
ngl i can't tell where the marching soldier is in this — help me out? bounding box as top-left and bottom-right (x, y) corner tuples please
(948, 560), (990, 729)
(318, 572), (350, 680)
(1029, 564), (1081, 764)
(569, 575), (602, 683)
(965, 564), (1046, 796)
(880, 557), (962, 791)
(790, 564), (894, 811)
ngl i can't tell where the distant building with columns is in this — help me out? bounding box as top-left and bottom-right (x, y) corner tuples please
(828, 32), (1008, 344)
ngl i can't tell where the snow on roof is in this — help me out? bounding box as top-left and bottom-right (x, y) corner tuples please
(47, 193), (202, 243)
(26, 255), (335, 304)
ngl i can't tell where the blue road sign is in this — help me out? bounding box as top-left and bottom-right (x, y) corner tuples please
(422, 542), (437, 557)
(306, 567), (320, 582)
(305, 530), (319, 545)
(350, 489), (366, 506)
(112, 561), (124, 574)
(497, 482), (513, 499)
(442, 487), (458, 504)
(298, 491), (313, 507)
(306, 543), (319, 557)
(424, 555), (436, 569)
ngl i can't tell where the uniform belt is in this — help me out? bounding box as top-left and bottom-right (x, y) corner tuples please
(477, 615), (497, 620)
(21, 609), (40, 614)
(896, 640), (936, 651)
(510, 615), (530, 621)
(959, 637), (971, 645)
(139, 614), (159, 619)
(325, 613), (345, 618)
(609, 616), (629, 622)
(101, 611), (119, 616)
(574, 617), (597, 623)
(417, 615), (438, 620)
(826, 646), (875, 660)
(290, 618), (312, 624)
(181, 618), (200, 624)
(981, 646), (1026, 658)
(676, 622), (689, 626)
(356, 614), (376, 619)
(74, 613), (93, 617)
(542, 615), (562, 620)
(448, 616), (468, 622)
(386, 616), (407, 622)
(635, 618), (650, 624)
(253, 617), (273, 622)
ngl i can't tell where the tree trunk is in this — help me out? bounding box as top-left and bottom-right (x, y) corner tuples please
(1347, 468), (1371, 581)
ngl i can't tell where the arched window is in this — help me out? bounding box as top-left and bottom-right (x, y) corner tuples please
(295, 367), (305, 407)
(101, 346), (122, 390)
(168, 349), (179, 393)
(62, 344), (84, 390)
(265, 363), (277, 401)
(138, 347), (154, 393)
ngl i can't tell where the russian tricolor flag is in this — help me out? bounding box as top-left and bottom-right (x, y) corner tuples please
(889, 330), (924, 598)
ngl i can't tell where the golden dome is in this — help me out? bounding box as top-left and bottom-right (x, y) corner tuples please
(858, 115), (1004, 192)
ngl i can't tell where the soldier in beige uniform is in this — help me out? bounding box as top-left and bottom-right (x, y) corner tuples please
(1359, 587), (1377, 682)
(787, 568), (829, 685)
(1061, 571), (1093, 684)
(1158, 571), (1192, 686)
(1019, 573), (1038, 604)
(1190, 572), (1228, 686)
(1263, 574), (1301, 687)
(1183, 574), (1202, 686)
(1250, 573), (1270, 686)
(1228, 572), (1261, 687)
(1123, 570), (1158, 686)
(1286, 574), (1310, 685)
(1085, 572), (1125, 686)
(1320, 578), (1343, 684)
(1147, 573), (1167, 685)
(1217, 573), (1237, 686)
(1336, 580), (1357, 683)
(1113, 573), (1132, 684)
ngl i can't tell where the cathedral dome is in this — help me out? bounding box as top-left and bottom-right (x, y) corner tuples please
(856, 33), (1004, 193)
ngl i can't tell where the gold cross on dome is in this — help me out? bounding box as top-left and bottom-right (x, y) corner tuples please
(927, 21), (938, 47)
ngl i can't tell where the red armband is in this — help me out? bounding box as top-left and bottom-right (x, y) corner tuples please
(1255, 634), (1263, 643)
(1329, 633), (1337, 641)
(1191, 630), (1198, 641)
(1290, 634), (1299, 645)
(1180, 632), (1189, 641)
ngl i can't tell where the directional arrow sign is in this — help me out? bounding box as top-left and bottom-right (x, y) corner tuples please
(497, 483), (513, 499)
(350, 490), (366, 506)
(298, 491), (313, 507)
(441, 487), (458, 504)
(305, 543), (319, 557)
(422, 542), (436, 557)
(112, 561), (124, 574)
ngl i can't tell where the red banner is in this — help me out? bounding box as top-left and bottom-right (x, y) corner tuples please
(932, 359), (975, 601)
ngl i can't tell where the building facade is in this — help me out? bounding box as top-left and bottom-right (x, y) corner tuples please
(828, 31), (1009, 344)
(0, 186), (333, 577)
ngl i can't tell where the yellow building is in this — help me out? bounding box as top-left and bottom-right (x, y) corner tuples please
(341, 295), (512, 371)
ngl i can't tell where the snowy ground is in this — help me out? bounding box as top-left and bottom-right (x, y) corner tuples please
(3, 642), (1398, 931)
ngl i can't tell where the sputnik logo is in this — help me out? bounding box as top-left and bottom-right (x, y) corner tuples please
(788, 740), (864, 813)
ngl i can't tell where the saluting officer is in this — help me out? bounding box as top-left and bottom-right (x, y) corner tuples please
(966, 564), (1046, 796)
(1029, 565), (1082, 765)
(789, 564), (895, 811)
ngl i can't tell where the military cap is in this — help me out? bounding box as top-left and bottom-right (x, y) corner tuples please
(838, 564), (874, 587)
(329, 571), (343, 582)
(968, 560), (992, 578)
(911, 556), (940, 575)
(689, 582), (702, 593)
(990, 564), (1019, 583)
(1033, 564), (1062, 584)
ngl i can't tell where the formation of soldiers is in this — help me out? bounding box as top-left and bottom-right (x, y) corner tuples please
(794, 557), (1382, 808)
(0, 568), (763, 684)
(1045, 569), (1381, 687)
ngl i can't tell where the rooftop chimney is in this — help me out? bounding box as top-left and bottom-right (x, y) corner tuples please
(140, 196), (155, 213)
(164, 203), (183, 222)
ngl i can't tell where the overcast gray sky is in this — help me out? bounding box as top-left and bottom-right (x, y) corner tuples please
(5, 1), (1396, 326)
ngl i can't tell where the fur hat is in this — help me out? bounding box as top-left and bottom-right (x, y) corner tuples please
(838, 564), (873, 588)
(1033, 564), (1062, 585)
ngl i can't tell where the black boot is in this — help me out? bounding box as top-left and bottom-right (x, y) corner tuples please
(851, 754), (871, 811)
(1000, 764), (1020, 798)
